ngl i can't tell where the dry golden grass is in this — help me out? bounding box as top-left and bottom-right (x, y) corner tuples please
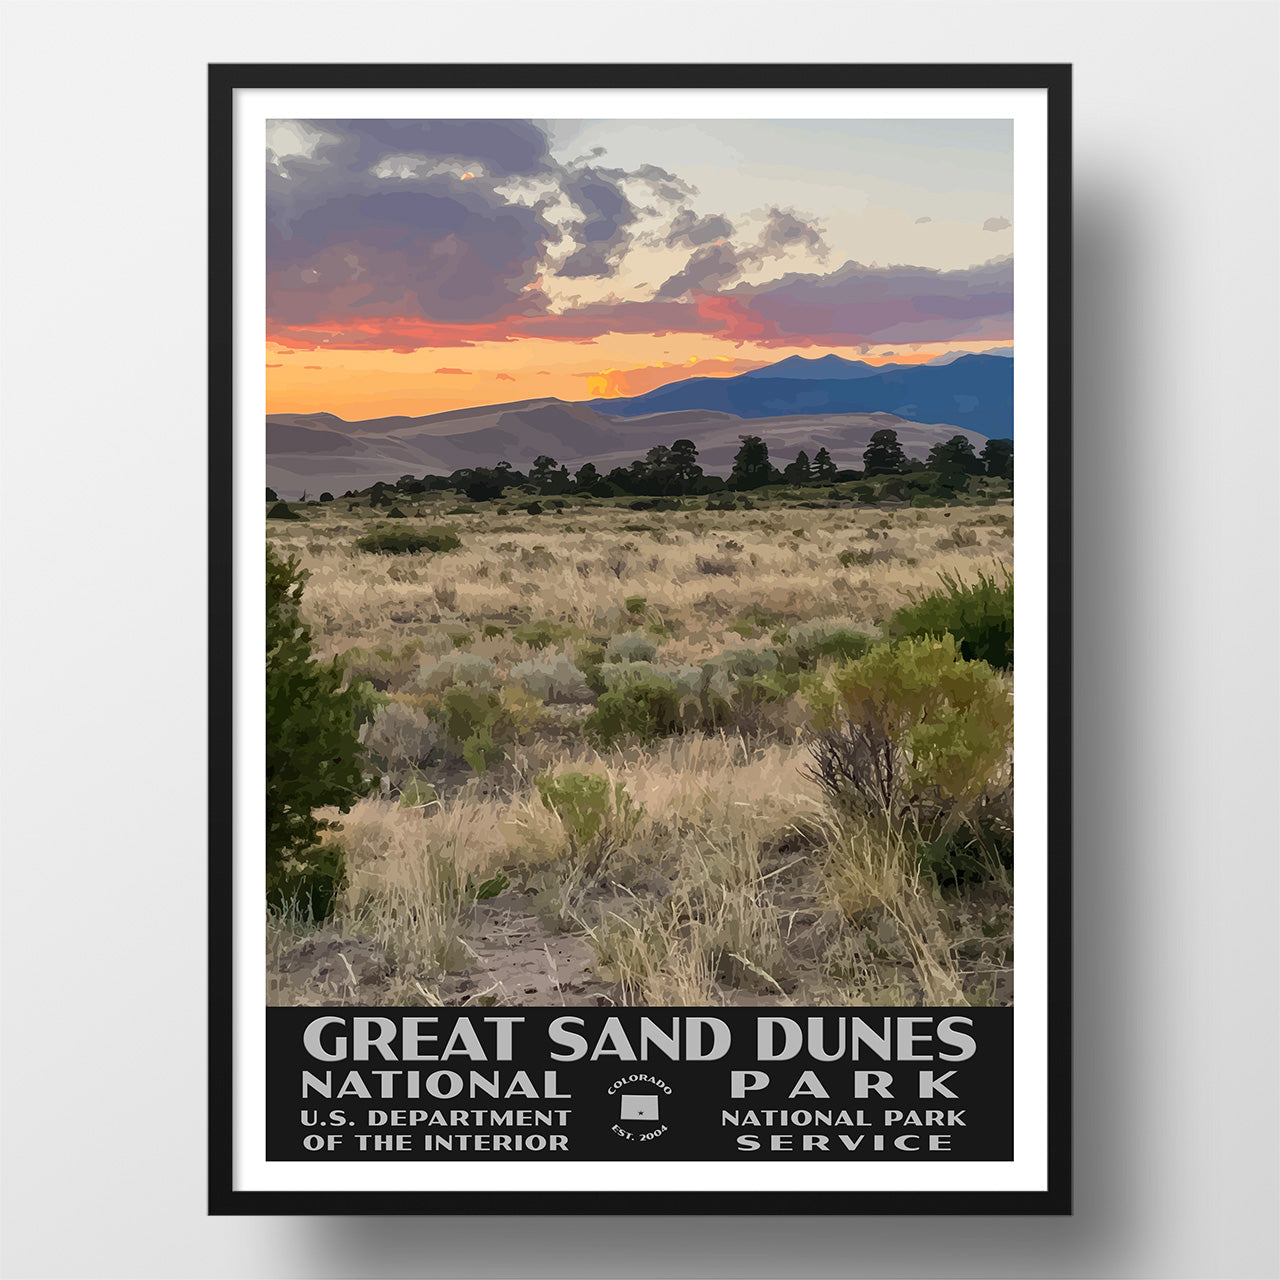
(268, 498), (1012, 662)
(266, 496), (1014, 1009)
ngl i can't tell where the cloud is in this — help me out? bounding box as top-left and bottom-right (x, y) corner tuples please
(915, 216), (932, 224)
(753, 207), (829, 261)
(556, 165), (637, 278)
(983, 216), (1011, 232)
(655, 206), (829, 300)
(434, 367), (470, 374)
(664, 207), (734, 248)
(263, 118), (1012, 355)
(656, 243), (744, 298)
(725, 257), (1014, 347)
(495, 372), (516, 381)
(266, 118), (563, 332)
(267, 257), (1013, 352)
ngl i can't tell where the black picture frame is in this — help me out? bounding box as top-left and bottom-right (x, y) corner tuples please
(209, 62), (1071, 1216)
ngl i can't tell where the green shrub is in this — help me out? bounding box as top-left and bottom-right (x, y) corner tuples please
(910, 493), (947, 508)
(266, 546), (373, 913)
(482, 623), (506, 639)
(888, 566), (1013, 669)
(573, 642), (608, 695)
(355, 526), (430, 554)
(773, 622), (872, 673)
(266, 501), (303, 521)
(524, 501), (544, 515)
(586, 674), (682, 747)
(805, 635), (1012, 837)
(535, 772), (643, 854)
(513, 618), (574, 650)
(386, 506), (408, 518)
(624, 595), (647, 614)
(446, 505), (475, 516)
(439, 685), (509, 772)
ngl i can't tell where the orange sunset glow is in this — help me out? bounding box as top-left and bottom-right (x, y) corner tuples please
(266, 337), (1013, 420)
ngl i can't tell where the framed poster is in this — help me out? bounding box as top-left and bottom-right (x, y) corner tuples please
(210, 63), (1071, 1215)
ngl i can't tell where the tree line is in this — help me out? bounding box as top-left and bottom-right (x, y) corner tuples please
(267, 429), (1013, 506)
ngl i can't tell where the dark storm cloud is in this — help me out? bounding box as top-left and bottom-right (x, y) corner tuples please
(266, 119), (559, 330)
(265, 118), (705, 334)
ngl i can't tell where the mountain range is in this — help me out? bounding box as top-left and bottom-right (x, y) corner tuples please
(585, 352), (1013, 435)
(266, 351), (1012, 499)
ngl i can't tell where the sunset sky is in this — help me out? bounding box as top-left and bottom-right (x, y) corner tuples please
(266, 118), (1013, 420)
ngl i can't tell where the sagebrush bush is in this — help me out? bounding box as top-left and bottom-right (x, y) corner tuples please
(357, 700), (439, 778)
(703, 647), (780, 681)
(599, 659), (703, 698)
(888, 566), (1013, 668)
(266, 501), (303, 521)
(337, 641), (423, 691)
(773, 622), (872, 673)
(605, 630), (659, 664)
(266, 546), (373, 914)
(694, 553), (737, 576)
(411, 652), (496, 695)
(511, 648), (593, 704)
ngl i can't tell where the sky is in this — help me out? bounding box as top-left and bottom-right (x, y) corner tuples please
(265, 117), (1013, 419)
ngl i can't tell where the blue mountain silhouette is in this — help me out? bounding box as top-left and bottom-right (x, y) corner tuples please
(588, 352), (1013, 437)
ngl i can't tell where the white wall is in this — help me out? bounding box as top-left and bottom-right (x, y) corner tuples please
(1, 2), (1276, 1276)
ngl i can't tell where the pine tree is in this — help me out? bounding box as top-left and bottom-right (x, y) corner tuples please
(926, 434), (982, 475)
(813, 447), (837, 482)
(784, 450), (813, 484)
(266, 547), (373, 911)
(980, 437), (1014, 479)
(730, 435), (772, 489)
(669, 439), (703, 492)
(530, 455), (558, 490)
(862, 429), (909, 476)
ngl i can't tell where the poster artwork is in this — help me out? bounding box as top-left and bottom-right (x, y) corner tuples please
(211, 64), (1071, 1213)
